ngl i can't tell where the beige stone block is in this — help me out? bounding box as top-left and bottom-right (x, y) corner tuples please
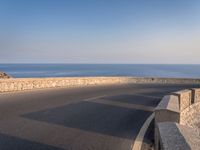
(191, 88), (200, 103)
(173, 90), (192, 111)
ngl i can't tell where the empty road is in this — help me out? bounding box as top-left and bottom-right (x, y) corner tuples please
(0, 83), (199, 150)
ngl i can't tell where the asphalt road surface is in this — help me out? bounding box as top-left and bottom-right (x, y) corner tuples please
(0, 83), (199, 150)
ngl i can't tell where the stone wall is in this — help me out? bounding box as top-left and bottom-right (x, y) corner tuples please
(0, 77), (122, 93)
(156, 122), (200, 150)
(180, 102), (200, 134)
(155, 88), (200, 150)
(0, 77), (200, 93)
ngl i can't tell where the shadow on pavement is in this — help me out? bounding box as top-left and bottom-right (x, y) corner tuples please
(0, 133), (64, 150)
(23, 101), (152, 139)
(100, 94), (161, 107)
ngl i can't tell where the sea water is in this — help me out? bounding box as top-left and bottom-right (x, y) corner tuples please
(0, 64), (200, 78)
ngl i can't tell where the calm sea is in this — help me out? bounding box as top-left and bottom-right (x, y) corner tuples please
(0, 64), (200, 78)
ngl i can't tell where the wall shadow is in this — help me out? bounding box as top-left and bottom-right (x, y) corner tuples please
(101, 94), (161, 107)
(0, 133), (64, 150)
(23, 101), (151, 139)
(100, 84), (200, 107)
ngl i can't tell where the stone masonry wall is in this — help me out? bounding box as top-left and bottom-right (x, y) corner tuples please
(0, 77), (200, 93)
(0, 77), (122, 93)
(180, 89), (200, 135)
(155, 88), (200, 150)
(180, 102), (200, 135)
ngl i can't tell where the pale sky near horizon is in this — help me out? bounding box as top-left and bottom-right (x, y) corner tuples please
(0, 0), (200, 64)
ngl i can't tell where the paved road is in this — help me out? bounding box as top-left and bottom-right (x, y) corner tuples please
(0, 83), (199, 150)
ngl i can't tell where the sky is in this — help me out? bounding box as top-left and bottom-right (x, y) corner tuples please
(0, 0), (200, 64)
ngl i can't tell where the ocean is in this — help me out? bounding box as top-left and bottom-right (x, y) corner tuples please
(0, 64), (200, 78)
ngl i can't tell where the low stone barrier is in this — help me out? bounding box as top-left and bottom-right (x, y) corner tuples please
(0, 77), (121, 93)
(0, 77), (200, 93)
(155, 88), (200, 150)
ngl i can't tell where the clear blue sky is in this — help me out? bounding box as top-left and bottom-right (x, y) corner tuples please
(0, 0), (200, 64)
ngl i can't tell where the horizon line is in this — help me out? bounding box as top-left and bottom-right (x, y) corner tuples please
(0, 63), (200, 65)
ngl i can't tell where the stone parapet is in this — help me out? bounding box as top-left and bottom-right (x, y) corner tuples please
(0, 77), (121, 93)
(180, 102), (200, 134)
(156, 122), (200, 150)
(155, 95), (180, 123)
(155, 89), (200, 150)
(0, 77), (200, 93)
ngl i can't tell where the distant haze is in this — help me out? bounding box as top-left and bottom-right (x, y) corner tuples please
(0, 0), (200, 64)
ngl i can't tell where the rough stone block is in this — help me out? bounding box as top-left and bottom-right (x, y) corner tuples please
(173, 90), (192, 111)
(191, 88), (200, 103)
